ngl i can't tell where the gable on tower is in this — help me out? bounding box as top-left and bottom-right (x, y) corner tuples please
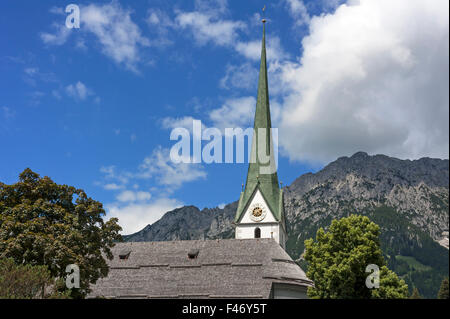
(235, 182), (285, 224)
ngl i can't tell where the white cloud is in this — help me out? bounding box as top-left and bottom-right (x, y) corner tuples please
(23, 67), (57, 86)
(81, 2), (150, 72)
(28, 91), (45, 106)
(138, 147), (207, 191)
(99, 145), (207, 195)
(146, 9), (176, 47)
(235, 36), (289, 62)
(1, 106), (15, 121)
(106, 197), (183, 234)
(276, 0), (449, 163)
(49, 6), (64, 15)
(100, 165), (130, 184)
(104, 183), (124, 190)
(285, 0), (310, 26)
(209, 97), (256, 130)
(116, 190), (151, 202)
(65, 81), (92, 100)
(175, 11), (245, 47)
(161, 116), (196, 130)
(41, 2), (149, 72)
(220, 63), (258, 90)
(24, 67), (38, 76)
(51, 90), (62, 100)
(40, 23), (72, 45)
(161, 116), (204, 133)
(193, 0), (228, 17)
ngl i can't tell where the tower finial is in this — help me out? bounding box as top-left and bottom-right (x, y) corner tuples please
(262, 5), (266, 23)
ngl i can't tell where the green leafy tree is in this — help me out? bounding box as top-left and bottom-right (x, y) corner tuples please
(304, 214), (408, 299)
(0, 257), (51, 298)
(437, 277), (449, 299)
(0, 169), (122, 298)
(0, 257), (70, 298)
(410, 288), (422, 299)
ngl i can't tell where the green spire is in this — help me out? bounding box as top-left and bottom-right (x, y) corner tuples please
(235, 21), (284, 223)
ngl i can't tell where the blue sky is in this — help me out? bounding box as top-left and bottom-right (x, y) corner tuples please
(1, 0), (448, 234)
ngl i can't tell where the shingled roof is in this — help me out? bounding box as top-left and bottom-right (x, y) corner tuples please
(88, 239), (312, 299)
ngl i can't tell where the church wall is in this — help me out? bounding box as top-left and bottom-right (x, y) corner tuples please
(236, 224), (281, 243)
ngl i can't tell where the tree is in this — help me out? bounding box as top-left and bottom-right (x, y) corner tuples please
(0, 169), (122, 298)
(410, 288), (422, 299)
(0, 257), (51, 298)
(437, 277), (449, 299)
(304, 214), (409, 299)
(0, 258), (70, 299)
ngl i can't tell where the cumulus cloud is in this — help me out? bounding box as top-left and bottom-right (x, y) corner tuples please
(146, 8), (176, 47)
(106, 197), (182, 234)
(100, 165), (130, 184)
(81, 2), (150, 71)
(116, 190), (151, 202)
(49, 6), (65, 15)
(235, 36), (289, 63)
(65, 81), (92, 100)
(103, 183), (124, 190)
(40, 23), (72, 45)
(175, 11), (245, 47)
(285, 0), (310, 26)
(193, 0), (229, 17)
(138, 147), (207, 191)
(276, 0), (449, 163)
(161, 116), (202, 132)
(209, 97), (256, 130)
(99, 145), (207, 195)
(220, 63), (258, 90)
(41, 1), (149, 72)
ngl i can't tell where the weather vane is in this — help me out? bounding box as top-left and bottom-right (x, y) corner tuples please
(262, 5), (266, 23)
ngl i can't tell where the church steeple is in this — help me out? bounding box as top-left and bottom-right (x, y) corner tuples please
(234, 19), (286, 248)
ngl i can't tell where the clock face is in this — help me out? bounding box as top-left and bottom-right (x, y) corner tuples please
(249, 204), (266, 222)
(252, 207), (263, 217)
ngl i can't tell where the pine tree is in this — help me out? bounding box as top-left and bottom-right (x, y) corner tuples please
(437, 277), (449, 299)
(410, 288), (422, 299)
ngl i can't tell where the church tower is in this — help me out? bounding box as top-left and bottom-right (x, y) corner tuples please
(234, 19), (287, 249)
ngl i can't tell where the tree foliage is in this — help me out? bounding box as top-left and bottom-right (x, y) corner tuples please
(0, 257), (70, 298)
(304, 214), (409, 299)
(410, 288), (422, 299)
(0, 169), (122, 297)
(437, 277), (449, 299)
(0, 257), (51, 298)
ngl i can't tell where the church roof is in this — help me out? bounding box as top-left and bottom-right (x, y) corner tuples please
(235, 22), (283, 223)
(88, 239), (312, 299)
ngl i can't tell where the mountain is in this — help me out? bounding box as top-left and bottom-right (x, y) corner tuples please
(124, 152), (449, 298)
